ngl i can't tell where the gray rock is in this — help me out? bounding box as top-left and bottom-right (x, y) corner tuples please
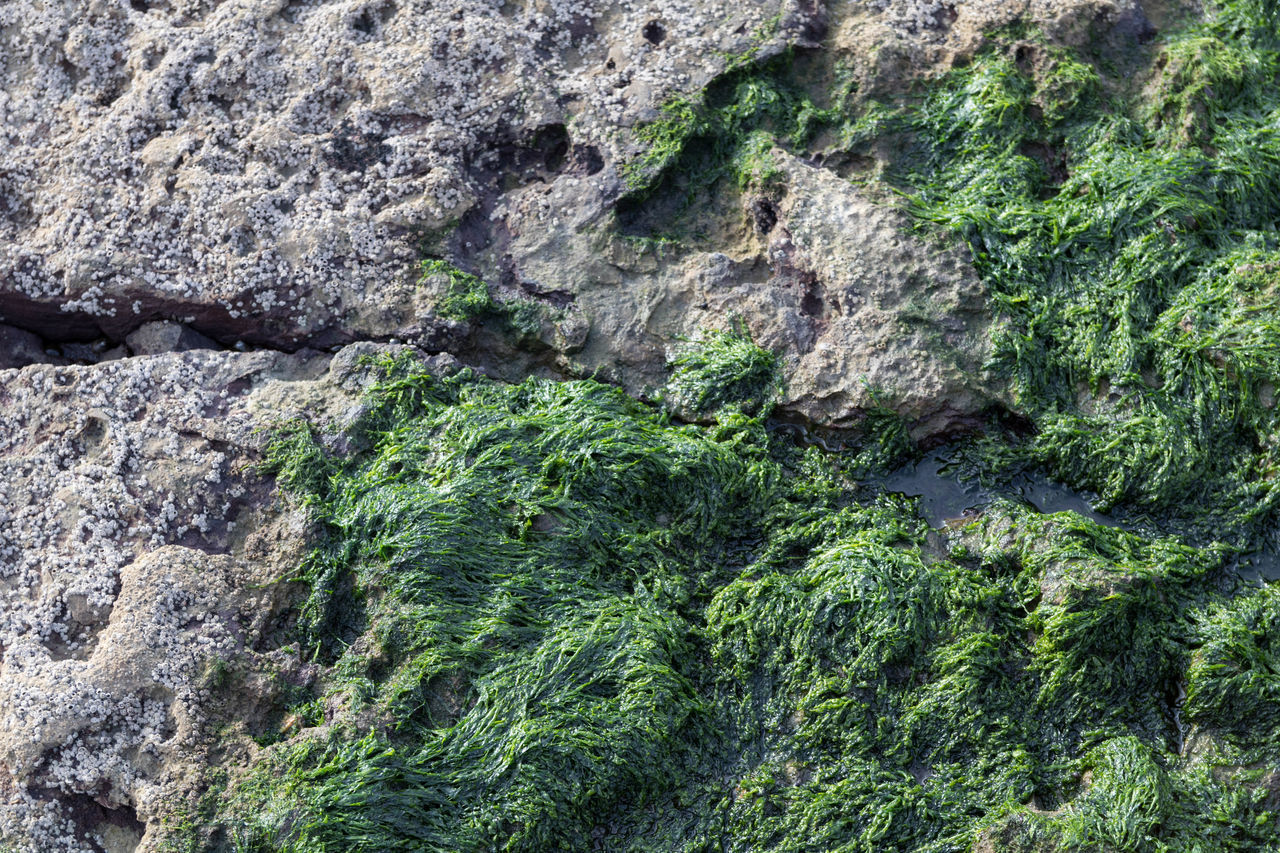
(0, 343), (413, 851)
(0, 0), (814, 351)
(125, 321), (219, 355)
(0, 325), (48, 369)
(497, 150), (998, 437)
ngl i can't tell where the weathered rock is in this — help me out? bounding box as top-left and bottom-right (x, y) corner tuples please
(0, 0), (817, 350)
(495, 149), (997, 436)
(0, 344), (407, 851)
(124, 321), (218, 356)
(0, 0), (1168, 441)
(0, 0), (1206, 846)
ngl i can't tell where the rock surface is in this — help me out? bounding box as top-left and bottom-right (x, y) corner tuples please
(0, 0), (815, 350)
(0, 345), (404, 851)
(499, 149), (996, 435)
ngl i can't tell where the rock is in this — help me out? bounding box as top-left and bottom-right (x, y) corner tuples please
(124, 321), (218, 356)
(764, 151), (996, 436)
(0, 0), (1148, 443)
(0, 343), (412, 851)
(0, 0), (1211, 845)
(0, 325), (48, 369)
(498, 149), (996, 437)
(0, 0), (816, 351)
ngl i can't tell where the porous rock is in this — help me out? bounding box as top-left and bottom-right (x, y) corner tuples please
(0, 0), (816, 350)
(0, 344), (405, 851)
(495, 149), (997, 436)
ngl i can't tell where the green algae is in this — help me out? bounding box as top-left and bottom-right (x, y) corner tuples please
(662, 326), (783, 420)
(189, 339), (1280, 852)
(619, 48), (837, 240)
(422, 259), (493, 322)
(838, 4), (1280, 544)
(618, 0), (1280, 546)
(421, 259), (546, 337)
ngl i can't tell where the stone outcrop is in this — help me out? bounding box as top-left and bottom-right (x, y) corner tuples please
(0, 345), (404, 851)
(0, 0), (816, 350)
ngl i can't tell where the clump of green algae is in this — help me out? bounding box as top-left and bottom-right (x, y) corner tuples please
(662, 326), (784, 420)
(192, 337), (1279, 851)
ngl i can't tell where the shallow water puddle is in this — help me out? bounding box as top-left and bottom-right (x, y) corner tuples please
(877, 448), (1118, 529)
(878, 448), (1280, 582)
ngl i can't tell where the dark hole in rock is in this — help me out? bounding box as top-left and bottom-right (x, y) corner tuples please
(60, 59), (85, 85)
(130, 0), (148, 11)
(799, 275), (824, 317)
(544, 133), (569, 172)
(231, 227), (255, 257)
(322, 126), (391, 172)
(47, 791), (145, 853)
(519, 278), (576, 309)
(570, 143), (604, 176)
(352, 9), (376, 34)
(642, 20), (666, 44)
(605, 57), (615, 69)
(1014, 43), (1035, 72)
(751, 198), (777, 234)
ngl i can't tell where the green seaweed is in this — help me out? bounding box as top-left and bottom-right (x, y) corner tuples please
(422, 259), (494, 322)
(421, 259), (548, 338)
(179, 2), (1280, 849)
(620, 49), (838, 228)
(833, 5), (1280, 543)
(618, 0), (1280, 544)
(662, 327), (783, 420)
(189, 347), (1280, 852)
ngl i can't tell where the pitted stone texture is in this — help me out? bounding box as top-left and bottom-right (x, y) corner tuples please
(0, 345), (402, 851)
(0, 0), (818, 348)
(766, 152), (994, 436)
(496, 150), (996, 436)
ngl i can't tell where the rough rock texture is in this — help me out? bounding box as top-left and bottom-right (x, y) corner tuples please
(0, 0), (1171, 427)
(497, 149), (996, 435)
(0, 0), (1075, 436)
(0, 345), (405, 851)
(0, 0), (815, 350)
